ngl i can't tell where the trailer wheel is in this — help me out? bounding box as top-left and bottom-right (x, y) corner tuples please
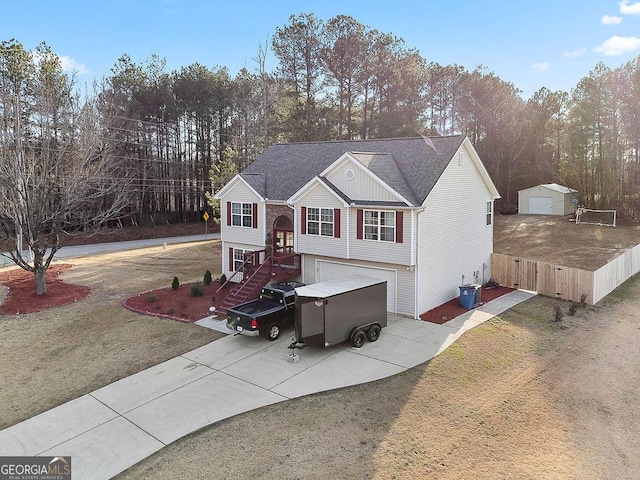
(367, 324), (381, 342)
(351, 329), (366, 348)
(265, 323), (281, 341)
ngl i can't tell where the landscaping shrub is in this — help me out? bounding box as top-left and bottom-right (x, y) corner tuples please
(553, 305), (564, 323)
(166, 307), (175, 315)
(204, 270), (212, 285)
(568, 303), (578, 316)
(146, 293), (158, 303)
(172, 276), (180, 290)
(219, 273), (227, 287)
(190, 281), (204, 297)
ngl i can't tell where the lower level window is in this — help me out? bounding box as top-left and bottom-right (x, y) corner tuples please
(233, 248), (250, 271)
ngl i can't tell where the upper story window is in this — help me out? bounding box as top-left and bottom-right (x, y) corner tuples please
(364, 210), (395, 242)
(356, 209), (403, 243)
(301, 207), (340, 238)
(307, 207), (334, 237)
(232, 202), (253, 227)
(486, 201), (493, 226)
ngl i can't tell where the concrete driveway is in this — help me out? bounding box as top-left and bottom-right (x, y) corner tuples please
(0, 289), (533, 480)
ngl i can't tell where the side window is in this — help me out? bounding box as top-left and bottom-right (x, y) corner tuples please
(486, 201), (493, 226)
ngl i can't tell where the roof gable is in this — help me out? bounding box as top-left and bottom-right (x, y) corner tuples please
(322, 152), (414, 205)
(213, 173), (264, 200)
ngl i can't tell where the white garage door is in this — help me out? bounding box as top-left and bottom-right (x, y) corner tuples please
(316, 260), (396, 312)
(529, 196), (553, 215)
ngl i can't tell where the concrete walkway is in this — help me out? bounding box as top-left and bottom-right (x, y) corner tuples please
(0, 289), (534, 480)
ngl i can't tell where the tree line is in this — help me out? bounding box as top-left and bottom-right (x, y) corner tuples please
(3, 12), (640, 227)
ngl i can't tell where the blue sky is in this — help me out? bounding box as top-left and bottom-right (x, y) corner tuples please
(2, 0), (640, 99)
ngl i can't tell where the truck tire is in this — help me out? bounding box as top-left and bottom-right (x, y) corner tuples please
(351, 329), (366, 348)
(265, 323), (281, 341)
(367, 324), (381, 342)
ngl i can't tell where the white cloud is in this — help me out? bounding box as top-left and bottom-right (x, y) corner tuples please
(619, 0), (640, 14)
(532, 62), (550, 72)
(594, 36), (640, 55)
(59, 56), (88, 75)
(601, 14), (623, 25)
(563, 48), (586, 57)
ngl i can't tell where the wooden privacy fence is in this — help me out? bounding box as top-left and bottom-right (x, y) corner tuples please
(491, 244), (640, 305)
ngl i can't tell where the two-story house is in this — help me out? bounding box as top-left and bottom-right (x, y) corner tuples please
(214, 135), (500, 319)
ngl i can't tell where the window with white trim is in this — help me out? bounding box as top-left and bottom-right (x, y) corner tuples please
(364, 210), (395, 242)
(486, 201), (493, 225)
(231, 202), (253, 227)
(233, 248), (250, 271)
(307, 207), (334, 237)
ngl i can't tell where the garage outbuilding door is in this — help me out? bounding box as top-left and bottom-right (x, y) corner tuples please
(316, 260), (396, 312)
(529, 196), (553, 215)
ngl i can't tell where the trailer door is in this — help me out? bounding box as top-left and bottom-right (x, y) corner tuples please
(300, 299), (324, 339)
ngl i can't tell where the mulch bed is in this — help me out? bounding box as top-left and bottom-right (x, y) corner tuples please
(123, 280), (222, 323)
(0, 264), (91, 315)
(420, 286), (515, 324)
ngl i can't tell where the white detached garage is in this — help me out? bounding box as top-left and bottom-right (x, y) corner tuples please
(518, 183), (578, 215)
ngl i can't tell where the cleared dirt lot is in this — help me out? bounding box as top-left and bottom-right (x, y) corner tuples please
(493, 214), (640, 270)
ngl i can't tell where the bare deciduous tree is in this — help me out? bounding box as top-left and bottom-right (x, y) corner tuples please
(0, 40), (132, 295)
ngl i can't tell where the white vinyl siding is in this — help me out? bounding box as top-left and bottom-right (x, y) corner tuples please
(219, 181), (263, 247)
(301, 254), (416, 316)
(326, 158), (402, 202)
(350, 208), (411, 265)
(295, 183), (347, 258)
(417, 145), (494, 315)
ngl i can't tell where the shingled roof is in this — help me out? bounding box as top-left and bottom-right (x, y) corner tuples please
(241, 135), (466, 206)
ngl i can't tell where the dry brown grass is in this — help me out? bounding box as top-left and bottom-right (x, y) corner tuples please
(0, 240), (223, 430)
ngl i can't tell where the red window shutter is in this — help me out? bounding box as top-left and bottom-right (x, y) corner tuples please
(252, 203), (258, 228)
(226, 202), (231, 226)
(301, 207), (306, 234)
(357, 209), (363, 240)
(229, 247), (234, 271)
(334, 208), (340, 238)
(396, 211), (403, 243)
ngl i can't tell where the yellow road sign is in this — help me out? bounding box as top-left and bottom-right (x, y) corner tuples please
(203, 212), (209, 221)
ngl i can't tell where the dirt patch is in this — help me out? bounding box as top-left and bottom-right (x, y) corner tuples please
(494, 214), (640, 270)
(116, 275), (640, 480)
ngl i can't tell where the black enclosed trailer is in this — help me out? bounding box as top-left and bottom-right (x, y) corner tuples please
(293, 275), (387, 348)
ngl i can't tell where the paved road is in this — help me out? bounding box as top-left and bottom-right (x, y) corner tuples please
(1, 233), (219, 266)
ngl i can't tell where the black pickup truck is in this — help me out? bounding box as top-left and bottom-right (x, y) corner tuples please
(226, 281), (304, 341)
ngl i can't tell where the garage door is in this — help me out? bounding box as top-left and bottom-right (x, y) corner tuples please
(529, 196), (553, 215)
(316, 260), (396, 312)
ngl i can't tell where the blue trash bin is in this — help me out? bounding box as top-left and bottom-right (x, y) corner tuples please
(459, 284), (480, 309)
